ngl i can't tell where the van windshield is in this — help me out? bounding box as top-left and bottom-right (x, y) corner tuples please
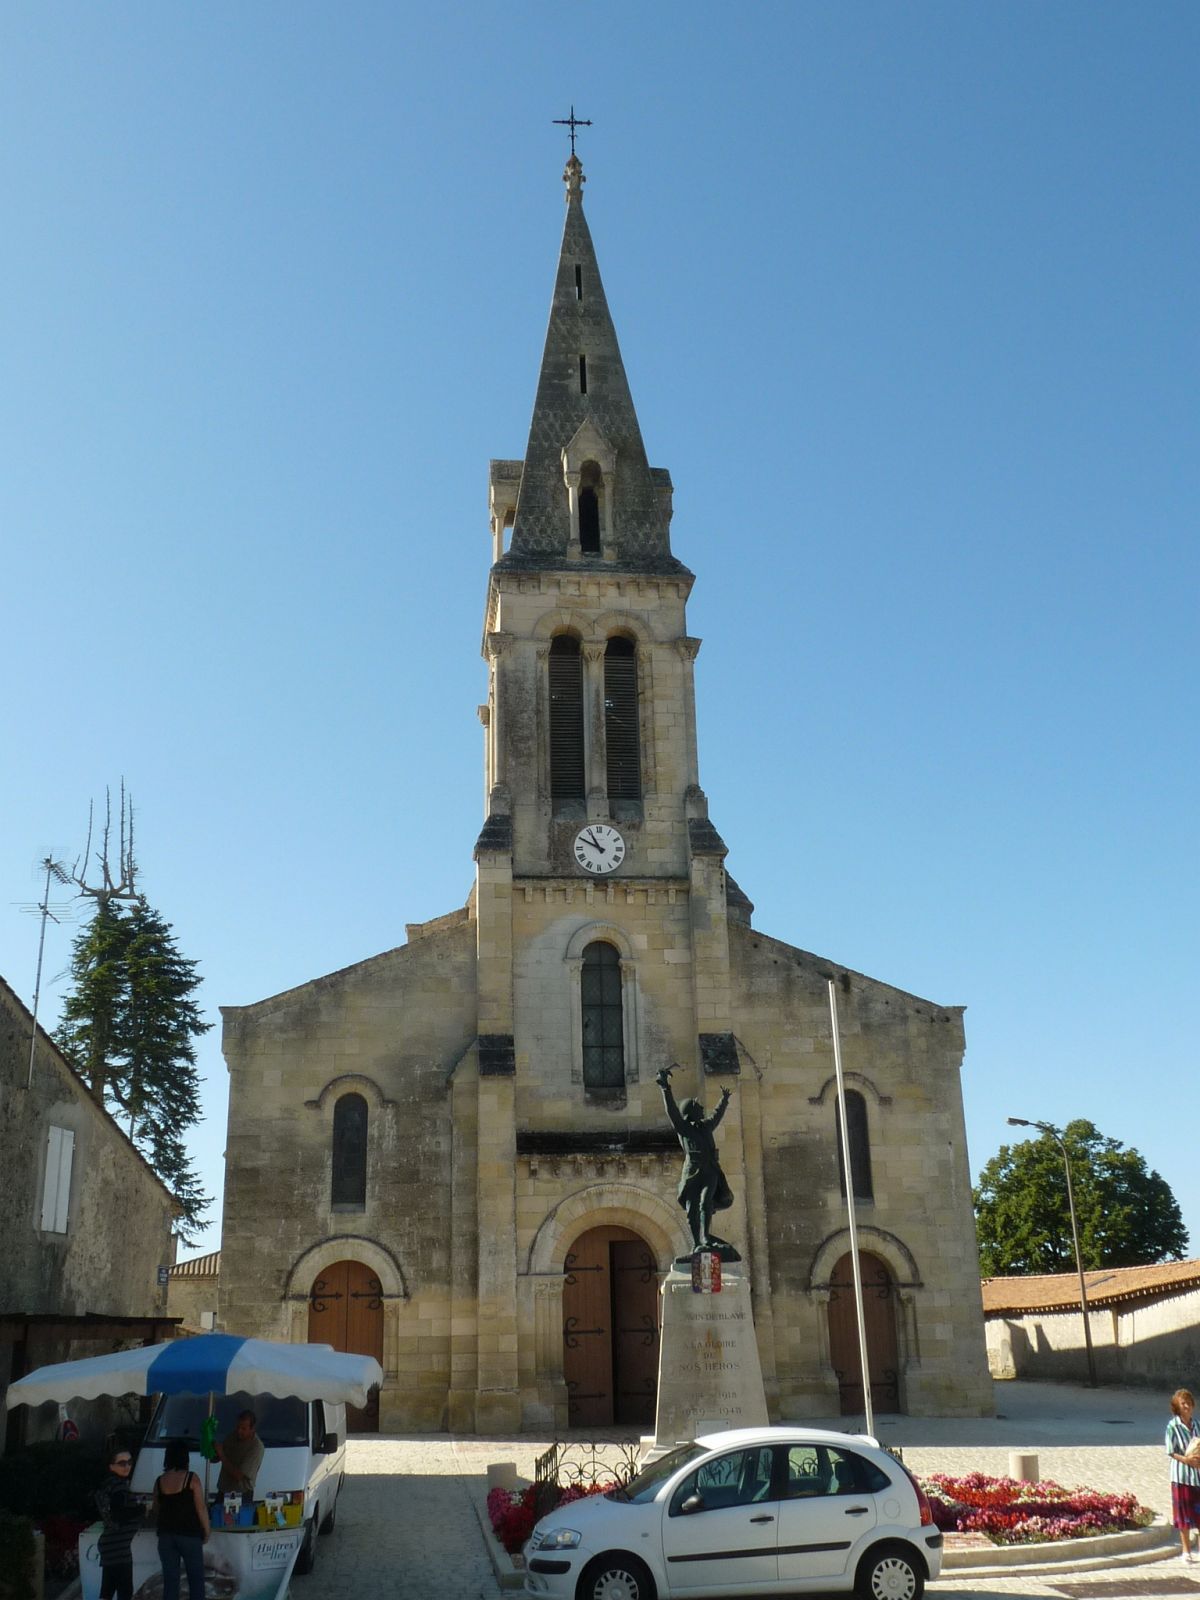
(146, 1391), (309, 1449)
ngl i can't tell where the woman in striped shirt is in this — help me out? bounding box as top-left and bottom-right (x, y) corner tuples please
(1166, 1388), (1200, 1561)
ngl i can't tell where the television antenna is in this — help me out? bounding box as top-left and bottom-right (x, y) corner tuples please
(18, 855), (76, 1089)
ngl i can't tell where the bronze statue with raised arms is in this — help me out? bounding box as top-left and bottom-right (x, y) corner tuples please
(656, 1064), (741, 1263)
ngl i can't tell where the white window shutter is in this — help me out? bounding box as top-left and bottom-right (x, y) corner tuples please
(55, 1129), (74, 1231)
(40, 1126), (63, 1230)
(41, 1126), (74, 1233)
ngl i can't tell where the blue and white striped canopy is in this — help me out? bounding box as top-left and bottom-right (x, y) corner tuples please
(7, 1332), (382, 1410)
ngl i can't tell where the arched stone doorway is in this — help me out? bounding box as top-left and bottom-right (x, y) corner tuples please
(562, 1225), (660, 1428)
(827, 1251), (901, 1414)
(307, 1260), (384, 1432)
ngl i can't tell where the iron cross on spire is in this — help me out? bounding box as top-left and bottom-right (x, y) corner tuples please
(553, 105), (593, 157)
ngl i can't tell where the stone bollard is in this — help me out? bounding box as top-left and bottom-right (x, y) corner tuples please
(487, 1462), (520, 1492)
(1009, 1450), (1039, 1482)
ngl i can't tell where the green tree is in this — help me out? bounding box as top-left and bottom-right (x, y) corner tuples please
(56, 895), (212, 1242)
(974, 1118), (1187, 1276)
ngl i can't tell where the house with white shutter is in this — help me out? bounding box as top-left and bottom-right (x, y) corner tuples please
(0, 975), (179, 1450)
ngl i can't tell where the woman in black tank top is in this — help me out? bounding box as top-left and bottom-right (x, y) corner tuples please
(152, 1440), (211, 1600)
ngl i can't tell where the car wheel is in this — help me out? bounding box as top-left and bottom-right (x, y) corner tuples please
(294, 1515), (318, 1575)
(855, 1544), (924, 1600)
(576, 1551), (656, 1600)
(319, 1496), (337, 1534)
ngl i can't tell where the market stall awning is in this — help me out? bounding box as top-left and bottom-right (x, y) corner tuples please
(6, 1331), (382, 1410)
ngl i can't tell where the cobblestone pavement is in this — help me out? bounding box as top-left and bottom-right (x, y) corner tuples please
(292, 1383), (1191, 1599)
(293, 1434), (500, 1599)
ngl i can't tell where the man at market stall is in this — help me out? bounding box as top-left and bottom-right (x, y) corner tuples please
(215, 1409), (264, 1496)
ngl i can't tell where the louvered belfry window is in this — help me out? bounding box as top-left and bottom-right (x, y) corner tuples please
(581, 941), (625, 1090)
(549, 635), (586, 803)
(332, 1092), (368, 1209)
(604, 637), (641, 801)
(836, 1090), (874, 1202)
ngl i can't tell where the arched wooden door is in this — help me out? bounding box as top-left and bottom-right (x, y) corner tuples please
(827, 1251), (901, 1414)
(562, 1226), (660, 1428)
(307, 1260), (383, 1433)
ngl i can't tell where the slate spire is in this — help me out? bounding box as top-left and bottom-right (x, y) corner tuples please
(506, 156), (677, 567)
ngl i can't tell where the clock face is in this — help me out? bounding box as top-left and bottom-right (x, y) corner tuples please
(573, 825), (626, 876)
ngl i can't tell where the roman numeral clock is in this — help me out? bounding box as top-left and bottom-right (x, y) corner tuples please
(573, 826), (625, 875)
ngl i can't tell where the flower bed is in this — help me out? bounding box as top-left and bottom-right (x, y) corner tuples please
(920, 1471), (1153, 1545)
(487, 1481), (615, 1554)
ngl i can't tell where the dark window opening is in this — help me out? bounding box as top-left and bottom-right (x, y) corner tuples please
(574, 264), (583, 300)
(836, 1090), (874, 1201)
(579, 487), (601, 553)
(549, 635), (586, 802)
(331, 1092), (368, 1208)
(579, 354), (587, 393)
(578, 459), (603, 555)
(581, 942), (624, 1090)
(604, 637), (641, 801)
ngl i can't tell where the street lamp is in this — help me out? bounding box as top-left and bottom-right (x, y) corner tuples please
(1007, 1117), (1097, 1387)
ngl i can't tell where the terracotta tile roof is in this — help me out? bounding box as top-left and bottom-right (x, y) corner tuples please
(983, 1259), (1200, 1315)
(170, 1249), (221, 1279)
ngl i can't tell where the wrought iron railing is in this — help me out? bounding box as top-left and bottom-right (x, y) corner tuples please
(533, 1438), (641, 1520)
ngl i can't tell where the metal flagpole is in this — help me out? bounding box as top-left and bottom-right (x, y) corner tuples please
(828, 979), (874, 1437)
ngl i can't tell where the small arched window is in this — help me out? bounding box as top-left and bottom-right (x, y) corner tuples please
(604, 637), (641, 802)
(332, 1092), (368, 1209)
(835, 1090), (873, 1202)
(581, 942), (624, 1091)
(578, 461), (603, 554)
(549, 635), (586, 804)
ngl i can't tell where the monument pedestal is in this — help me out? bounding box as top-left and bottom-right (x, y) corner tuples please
(652, 1265), (768, 1452)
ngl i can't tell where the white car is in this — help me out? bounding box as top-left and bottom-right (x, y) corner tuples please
(523, 1426), (942, 1600)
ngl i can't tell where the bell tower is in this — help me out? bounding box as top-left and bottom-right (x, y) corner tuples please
(464, 155), (743, 1431)
(479, 153), (718, 883)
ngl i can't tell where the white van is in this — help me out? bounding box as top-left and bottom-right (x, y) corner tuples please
(130, 1388), (346, 1575)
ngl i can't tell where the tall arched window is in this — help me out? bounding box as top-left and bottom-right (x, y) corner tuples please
(581, 942), (624, 1090)
(332, 1092), (368, 1209)
(549, 635), (586, 803)
(578, 461), (603, 554)
(835, 1090), (873, 1201)
(604, 637), (641, 801)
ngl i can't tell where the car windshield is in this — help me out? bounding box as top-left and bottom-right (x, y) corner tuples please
(613, 1443), (708, 1504)
(146, 1391), (309, 1449)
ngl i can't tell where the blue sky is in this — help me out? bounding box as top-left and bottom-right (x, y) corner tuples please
(2, 3), (1196, 1262)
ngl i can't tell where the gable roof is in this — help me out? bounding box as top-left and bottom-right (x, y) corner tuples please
(983, 1259), (1200, 1315)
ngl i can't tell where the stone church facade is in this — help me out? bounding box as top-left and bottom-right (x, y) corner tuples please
(218, 155), (992, 1432)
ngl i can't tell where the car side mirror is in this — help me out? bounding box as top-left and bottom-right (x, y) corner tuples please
(679, 1493), (705, 1516)
(320, 1432), (339, 1454)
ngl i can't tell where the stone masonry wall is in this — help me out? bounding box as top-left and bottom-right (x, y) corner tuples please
(728, 925), (992, 1418)
(219, 916), (477, 1429)
(0, 978), (176, 1324)
(988, 1286), (1200, 1387)
(489, 570), (696, 881)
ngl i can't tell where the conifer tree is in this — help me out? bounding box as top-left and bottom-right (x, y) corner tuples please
(53, 790), (212, 1242)
(56, 897), (212, 1242)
